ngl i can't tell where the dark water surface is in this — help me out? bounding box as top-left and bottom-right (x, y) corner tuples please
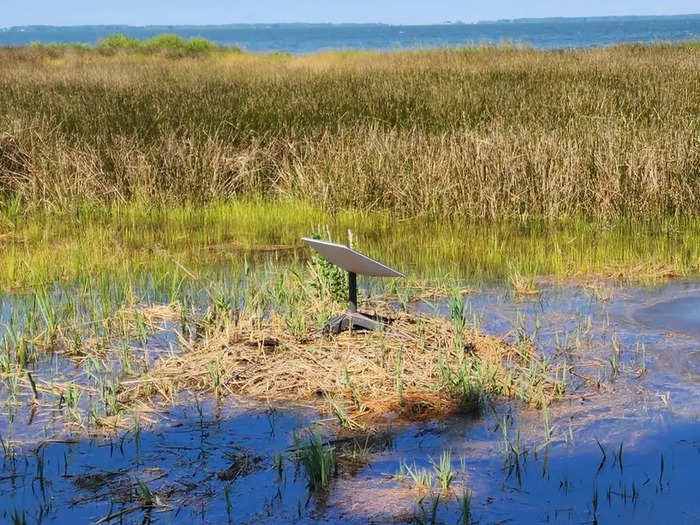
(1, 16), (699, 52)
(634, 294), (700, 339)
(1, 280), (699, 523)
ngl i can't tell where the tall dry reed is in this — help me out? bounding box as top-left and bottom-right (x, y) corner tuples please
(0, 43), (697, 219)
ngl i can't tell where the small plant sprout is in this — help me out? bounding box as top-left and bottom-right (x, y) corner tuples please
(460, 489), (473, 525)
(136, 478), (155, 507)
(541, 403), (554, 444)
(296, 432), (337, 492)
(508, 268), (539, 297)
(449, 291), (467, 330)
(400, 460), (434, 491)
(430, 450), (455, 492)
(285, 309), (309, 340)
(326, 395), (363, 431)
(591, 483), (599, 524)
(637, 341), (647, 376)
(206, 359), (224, 395)
(609, 336), (622, 381)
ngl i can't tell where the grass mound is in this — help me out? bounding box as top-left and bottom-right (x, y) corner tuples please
(120, 305), (564, 424)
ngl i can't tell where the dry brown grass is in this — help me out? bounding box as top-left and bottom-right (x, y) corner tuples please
(115, 303), (182, 325)
(118, 306), (560, 423)
(0, 44), (697, 219)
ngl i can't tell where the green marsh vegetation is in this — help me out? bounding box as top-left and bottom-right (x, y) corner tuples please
(0, 200), (698, 290)
(0, 38), (697, 288)
(294, 431), (338, 492)
(26, 32), (227, 56)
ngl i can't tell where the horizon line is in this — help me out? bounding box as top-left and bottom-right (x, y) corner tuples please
(2, 12), (699, 30)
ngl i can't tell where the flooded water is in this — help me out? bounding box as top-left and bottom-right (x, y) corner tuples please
(1, 280), (699, 523)
(634, 293), (700, 340)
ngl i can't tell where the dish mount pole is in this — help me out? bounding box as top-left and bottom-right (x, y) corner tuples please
(348, 271), (357, 313)
(327, 270), (381, 334)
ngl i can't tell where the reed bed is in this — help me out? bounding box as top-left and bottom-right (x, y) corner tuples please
(0, 39), (696, 440)
(0, 41), (697, 286)
(0, 43), (697, 220)
(2, 199), (698, 290)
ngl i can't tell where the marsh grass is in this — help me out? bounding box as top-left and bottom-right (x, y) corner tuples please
(294, 431), (337, 492)
(431, 450), (455, 492)
(0, 252), (658, 443)
(116, 285), (562, 426)
(459, 490), (473, 525)
(0, 36), (696, 444)
(0, 200), (697, 292)
(0, 43), (697, 288)
(0, 43), (697, 218)
(399, 461), (434, 492)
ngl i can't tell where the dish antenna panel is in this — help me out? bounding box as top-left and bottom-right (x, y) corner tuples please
(302, 237), (405, 334)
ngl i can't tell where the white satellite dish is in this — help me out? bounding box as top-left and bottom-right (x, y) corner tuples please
(302, 237), (405, 334)
(301, 238), (404, 278)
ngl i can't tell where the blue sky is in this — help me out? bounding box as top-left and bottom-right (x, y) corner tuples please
(2, 1), (698, 26)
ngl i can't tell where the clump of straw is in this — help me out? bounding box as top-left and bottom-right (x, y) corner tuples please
(119, 306), (561, 422)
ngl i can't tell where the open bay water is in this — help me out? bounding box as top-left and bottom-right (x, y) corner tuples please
(1, 15), (699, 52)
